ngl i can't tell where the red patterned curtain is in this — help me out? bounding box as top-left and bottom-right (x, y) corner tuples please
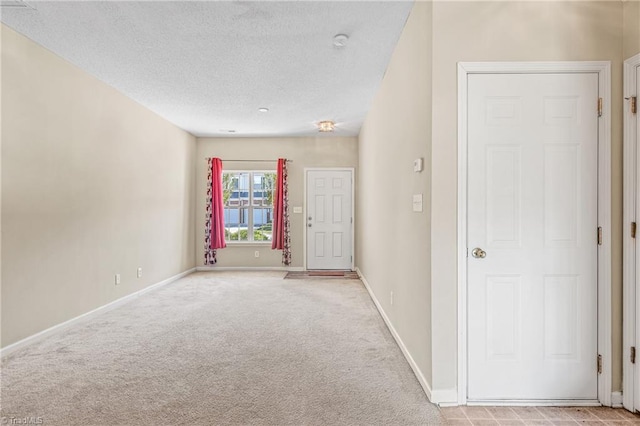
(271, 158), (291, 265)
(204, 158), (226, 265)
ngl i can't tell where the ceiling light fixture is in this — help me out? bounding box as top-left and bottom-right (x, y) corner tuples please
(258, 107), (269, 113)
(317, 121), (335, 133)
(333, 34), (349, 48)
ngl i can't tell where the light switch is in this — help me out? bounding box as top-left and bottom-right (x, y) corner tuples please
(293, 206), (303, 214)
(412, 194), (423, 212)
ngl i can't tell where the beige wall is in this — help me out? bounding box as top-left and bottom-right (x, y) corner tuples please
(624, 0), (640, 59)
(1, 25), (197, 347)
(356, 1), (433, 387)
(0, 24), (4, 347)
(430, 1), (624, 397)
(196, 137), (357, 268)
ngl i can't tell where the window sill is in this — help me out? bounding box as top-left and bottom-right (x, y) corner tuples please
(225, 241), (272, 247)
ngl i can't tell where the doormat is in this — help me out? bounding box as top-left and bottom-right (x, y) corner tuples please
(284, 270), (360, 279)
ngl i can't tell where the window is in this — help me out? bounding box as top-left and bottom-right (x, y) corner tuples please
(223, 171), (275, 242)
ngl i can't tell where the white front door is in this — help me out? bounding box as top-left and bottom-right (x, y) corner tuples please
(467, 73), (599, 401)
(306, 170), (353, 270)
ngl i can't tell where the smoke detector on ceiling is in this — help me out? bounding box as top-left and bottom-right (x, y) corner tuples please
(333, 34), (349, 48)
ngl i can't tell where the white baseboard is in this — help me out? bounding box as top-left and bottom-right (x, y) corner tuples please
(612, 391), (623, 408)
(195, 266), (304, 272)
(431, 389), (459, 406)
(1, 267), (196, 359)
(438, 401), (461, 408)
(355, 267), (435, 402)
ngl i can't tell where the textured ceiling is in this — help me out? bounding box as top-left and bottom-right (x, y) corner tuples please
(1, 1), (413, 137)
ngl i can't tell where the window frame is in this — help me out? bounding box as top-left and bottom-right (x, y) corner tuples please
(222, 169), (276, 244)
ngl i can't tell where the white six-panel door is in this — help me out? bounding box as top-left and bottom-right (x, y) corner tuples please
(467, 73), (599, 400)
(306, 170), (353, 270)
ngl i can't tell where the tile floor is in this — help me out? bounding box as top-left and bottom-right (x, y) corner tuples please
(440, 406), (640, 425)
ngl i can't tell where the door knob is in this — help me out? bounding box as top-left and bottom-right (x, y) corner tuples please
(308, 223), (312, 228)
(472, 248), (486, 259)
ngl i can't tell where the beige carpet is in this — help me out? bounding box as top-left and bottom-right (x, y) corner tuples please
(1, 271), (443, 425)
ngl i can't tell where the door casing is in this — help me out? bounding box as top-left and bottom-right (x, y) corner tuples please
(623, 53), (640, 412)
(457, 61), (612, 406)
(303, 168), (355, 271)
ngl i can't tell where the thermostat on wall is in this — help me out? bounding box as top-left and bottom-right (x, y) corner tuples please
(414, 158), (423, 172)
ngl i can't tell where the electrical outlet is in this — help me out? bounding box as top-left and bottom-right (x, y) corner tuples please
(137, 267), (142, 278)
(254, 251), (260, 258)
(115, 274), (121, 285)
(390, 291), (394, 306)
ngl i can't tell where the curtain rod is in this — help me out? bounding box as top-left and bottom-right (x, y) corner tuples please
(223, 159), (292, 163)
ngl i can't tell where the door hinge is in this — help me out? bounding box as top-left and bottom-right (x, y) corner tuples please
(597, 354), (603, 374)
(632, 347), (636, 364)
(632, 222), (637, 239)
(632, 96), (637, 115)
(598, 227), (603, 245)
(598, 98), (603, 117)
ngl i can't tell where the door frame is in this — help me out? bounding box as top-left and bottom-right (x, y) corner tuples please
(457, 61), (612, 406)
(303, 168), (355, 271)
(623, 53), (640, 412)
